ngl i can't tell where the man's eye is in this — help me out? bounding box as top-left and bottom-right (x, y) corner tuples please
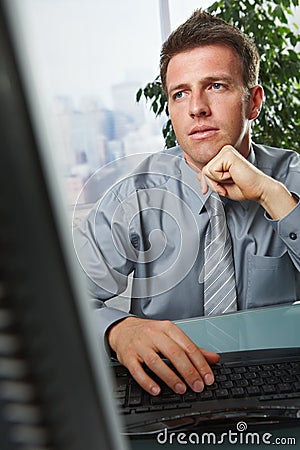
(174, 91), (184, 99)
(212, 83), (223, 90)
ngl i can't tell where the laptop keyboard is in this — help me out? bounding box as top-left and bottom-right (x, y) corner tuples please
(114, 360), (300, 414)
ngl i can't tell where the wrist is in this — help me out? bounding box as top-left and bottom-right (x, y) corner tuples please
(259, 179), (297, 220)
(107, 316), (137, 351)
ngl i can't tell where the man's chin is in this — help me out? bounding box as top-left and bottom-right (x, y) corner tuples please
(194, 148), (223, 166)
(181, 138), (229, 164)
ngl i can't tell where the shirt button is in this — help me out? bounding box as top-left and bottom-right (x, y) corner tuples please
(289, 232), (297, 240)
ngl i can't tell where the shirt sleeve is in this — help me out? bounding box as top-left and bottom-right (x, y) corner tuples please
(265, 193), (300, 271)
(73, 189), (135, 347)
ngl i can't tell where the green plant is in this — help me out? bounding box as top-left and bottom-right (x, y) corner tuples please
(136, 0), (300, 151)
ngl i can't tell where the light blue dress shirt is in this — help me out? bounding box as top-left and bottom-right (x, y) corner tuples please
(74, 143), (300, 338)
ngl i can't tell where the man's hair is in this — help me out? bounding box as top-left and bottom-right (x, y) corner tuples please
(160, 9), (260, 93)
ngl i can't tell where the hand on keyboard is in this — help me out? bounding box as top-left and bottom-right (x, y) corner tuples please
(107, 316), (220, 396)
(114, 357), (300, 415)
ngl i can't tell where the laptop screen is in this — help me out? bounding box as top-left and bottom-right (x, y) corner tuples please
(0, 1), (129, 449)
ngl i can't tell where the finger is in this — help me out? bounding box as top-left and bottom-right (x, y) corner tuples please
(197, 171), (209, 195)
(205, 161), (232, 182)
(143, 351), (188, 394)
(199, 348), (220, 364)
(199, 169), (218, 194)
(157, 334), (206, 393)
(216, 183), (228, 196)
(182, 345), (216, 386)
(165, 324), (217, 387)
(126, 357), (162, 396)
(203, 177), (228, 196)
(201, 165), (225, 193)
(128, 348), (188, 395)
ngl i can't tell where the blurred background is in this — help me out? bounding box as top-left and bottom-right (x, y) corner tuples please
(11, 0), (300, 223)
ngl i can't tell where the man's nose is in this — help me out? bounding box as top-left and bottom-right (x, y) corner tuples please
(189, 92), (211, 118)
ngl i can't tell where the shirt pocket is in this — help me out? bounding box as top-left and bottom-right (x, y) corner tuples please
(246, 252), (297, 309)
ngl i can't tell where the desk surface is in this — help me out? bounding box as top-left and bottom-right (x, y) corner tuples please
(176, 303), (300, 353)
(130, 304), (300, 450)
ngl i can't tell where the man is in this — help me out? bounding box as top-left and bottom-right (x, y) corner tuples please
(74, 10), (300, 397)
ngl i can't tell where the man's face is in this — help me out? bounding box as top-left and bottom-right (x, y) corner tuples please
(166, 44), (257, 169)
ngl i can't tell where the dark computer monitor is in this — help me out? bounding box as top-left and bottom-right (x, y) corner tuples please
(0, 2), (128, 449)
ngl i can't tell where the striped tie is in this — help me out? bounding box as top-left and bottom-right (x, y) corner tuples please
(203, 192), (237, 316)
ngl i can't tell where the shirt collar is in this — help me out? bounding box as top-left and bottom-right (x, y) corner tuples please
(178, 155), (209, 213)
(247, 144), (256, 166)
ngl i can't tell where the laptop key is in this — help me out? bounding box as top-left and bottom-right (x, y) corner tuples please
(273, 369), (288, 377)
(278, 362), (293, 370)
(249, 365), (261, 372)
(128, 397), (142, 406)
(234, 367), (246, 374)
(235, 379), (249, 388)
(164, 404), (181, 410)
(230, 373), (242, 381)
(178, 403), (192, 409)
(128, 384), (143, 406)
(151, 395), (181, 405)
(183, 391), (198, 401)
(262, 364), (275, 370)
(266, 377), (281, 385)
(215, 389), (229, 399)
(246, 386), (261, 396)
(231, 387), (245, 398)
(260, 370), (272, 378)
(199, 391), (214, 400)
(244, 372), (257, 380)
(221, 380), (234, 389)
(220, 367), (232, 375)
(149, 405), (163, 411)
(252, 378), (264, 386)
(206, 382), (218, 391)
(135, 407), (150, 413)
(262, 384), (276, 394)
(215, 374), (228, 382)
(277, 383), (293, 393)
(282, 375), (297, 383)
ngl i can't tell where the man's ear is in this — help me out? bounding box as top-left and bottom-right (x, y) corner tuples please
(248, 85), (264, 120)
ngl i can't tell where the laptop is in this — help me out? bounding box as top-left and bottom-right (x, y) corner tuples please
(113, 346), (300, 438)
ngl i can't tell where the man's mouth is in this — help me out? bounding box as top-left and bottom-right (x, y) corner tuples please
(188, 125), (219, 140)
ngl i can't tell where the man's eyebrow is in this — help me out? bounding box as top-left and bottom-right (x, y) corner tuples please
(167, 75), (235, 95)
(167, 83), (189, 96)
(202, 75), (235, 84)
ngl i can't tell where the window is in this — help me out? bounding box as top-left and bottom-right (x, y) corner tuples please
(13, 1), (217, 217)
(12, 0), (299, 224)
